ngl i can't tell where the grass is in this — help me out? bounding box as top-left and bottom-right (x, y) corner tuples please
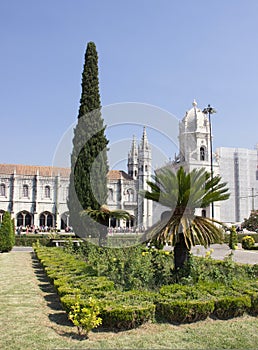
(0, 251), (257, 350)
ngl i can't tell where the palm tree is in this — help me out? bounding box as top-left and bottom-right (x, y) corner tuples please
(141, 166), (230, 269)
(80, 205), (131, 246)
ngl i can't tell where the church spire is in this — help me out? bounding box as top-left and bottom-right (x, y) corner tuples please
(127, 135), (138, 180)
(140, 126), (149, 151)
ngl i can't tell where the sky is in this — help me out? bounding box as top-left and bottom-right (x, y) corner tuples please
(1, 0), (258, 171)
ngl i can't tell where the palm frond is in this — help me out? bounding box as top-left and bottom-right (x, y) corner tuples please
(141, 166), (229, 248)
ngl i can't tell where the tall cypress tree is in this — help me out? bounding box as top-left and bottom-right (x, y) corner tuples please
(0, 212), (15, 252)
(68, 42), (109, 237)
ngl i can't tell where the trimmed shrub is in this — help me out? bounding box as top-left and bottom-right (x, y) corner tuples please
(100, 302), (155, 330)
(213, 296), (251, 319)
(156, 299), (214, 324)
(242, 236), (255, 250)
(159, 283), (210, 300)
(0, 211), (15, 252)
(248, 292), (258, 316)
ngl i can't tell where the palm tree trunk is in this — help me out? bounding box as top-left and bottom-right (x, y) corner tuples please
(174, 232), (190, 270)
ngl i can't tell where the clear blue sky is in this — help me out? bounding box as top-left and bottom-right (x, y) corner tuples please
(1, 0), (258, 169)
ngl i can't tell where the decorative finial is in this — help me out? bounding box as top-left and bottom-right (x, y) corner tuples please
(192, 99), (197, 107)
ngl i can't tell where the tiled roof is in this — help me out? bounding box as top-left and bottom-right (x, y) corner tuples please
(0, 164), (133, 181)
(107, 170), (133, 180)
(0, 164), (71, 177)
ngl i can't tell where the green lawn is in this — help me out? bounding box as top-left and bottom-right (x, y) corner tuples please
(0, 251), (257, 350)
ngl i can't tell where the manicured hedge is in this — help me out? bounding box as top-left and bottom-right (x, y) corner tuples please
(101, 303), (155, 330)
(35, 246), (155, 331)
(34, 246), (258, 331)
(156, 299), (214, 323)
(15, 234), (76, 247)
(212, 296), (251, 319)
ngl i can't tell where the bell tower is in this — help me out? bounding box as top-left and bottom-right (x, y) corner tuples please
(179, 99), (211, 172)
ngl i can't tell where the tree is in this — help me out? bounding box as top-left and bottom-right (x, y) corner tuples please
(242, 210), (258, 232)
(68, 42), (109, 238)
(141, 166), (230, 270)
(0, 211), (15, 252)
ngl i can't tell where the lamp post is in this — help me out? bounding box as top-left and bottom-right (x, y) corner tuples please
(202, 104), (216, 219)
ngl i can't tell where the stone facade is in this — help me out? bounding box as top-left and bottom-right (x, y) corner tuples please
(0, 128), (153, 231)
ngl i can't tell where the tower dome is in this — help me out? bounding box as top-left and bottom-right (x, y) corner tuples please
(182, 99), (207, 132)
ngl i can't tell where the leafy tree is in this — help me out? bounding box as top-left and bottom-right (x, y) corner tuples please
(0, 211), (15, 252)
(68, 42), (109, 238)
(242, 210), (258, 232)
(141, 166), (230, 270)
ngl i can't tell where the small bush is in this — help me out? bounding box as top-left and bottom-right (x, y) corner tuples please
(242, 236), (255, 250)
(68, 296), (102, 338)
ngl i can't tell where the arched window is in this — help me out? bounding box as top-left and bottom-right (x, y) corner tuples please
(200, 146), (205, 161)
(16, 211), (32, 227)
(0, 184), (6, 196)
(126, 189), (134, 202)
(145, 165), (148, 172)
(134, 170), (137, 177)
(23, 185), (29, 197)
(45, 185), (50, 198)
(201, 209), (206, 218)
(39, 212), (53, 228)
(108, 188), (113, 201)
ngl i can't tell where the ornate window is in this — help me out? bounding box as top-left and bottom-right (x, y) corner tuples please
(39, 211), (53, 228)
(126, 189), (134, 202)
(45, 185), (51, 198)
(200, 146), (205, 161)
(108, 188), (114, 201)
(23, 184), (29, 197)
(0, 184), (6, 196)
